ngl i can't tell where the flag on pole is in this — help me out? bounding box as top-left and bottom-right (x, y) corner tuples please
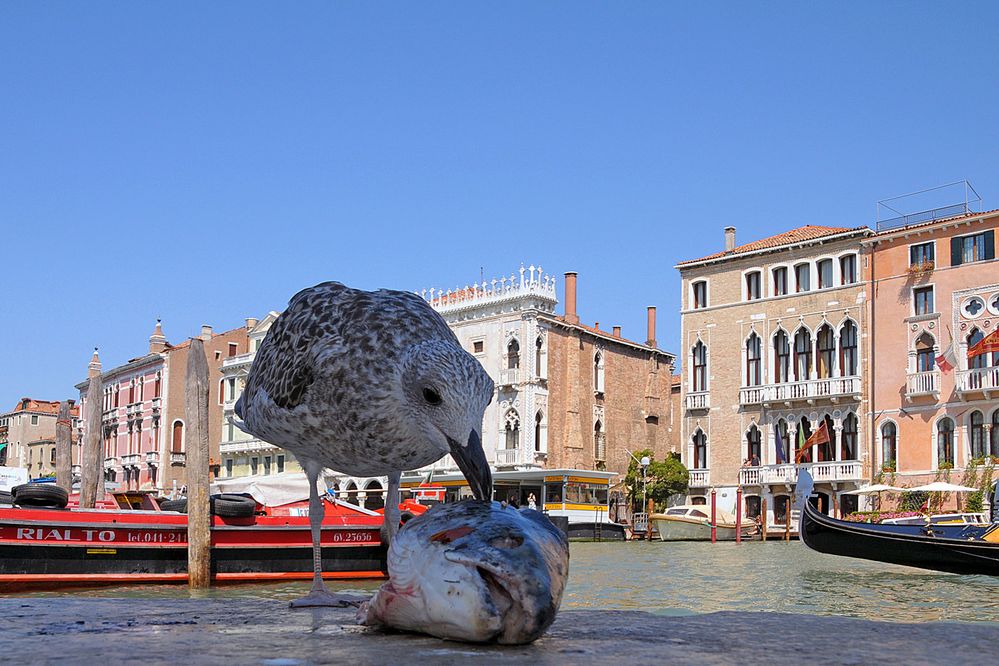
(968, 328), (999, 360)
(936, 329), (958, 373)
(796, 421), (830, 464)
(775, 425), (787, 465)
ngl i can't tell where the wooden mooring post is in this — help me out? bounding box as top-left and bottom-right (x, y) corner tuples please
(761, 498), (768, 541)
(784, 501), (791, 541)
(735, 487), (743, 544)
(186, 338), (211, 589)
(55, 399), (74, 493)
(710, 488), (717, 544)
(79, 350), (102, 509)
(646, 498), (654, 541)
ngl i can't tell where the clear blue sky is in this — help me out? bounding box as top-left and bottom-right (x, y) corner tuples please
(3, 2), (998, 408)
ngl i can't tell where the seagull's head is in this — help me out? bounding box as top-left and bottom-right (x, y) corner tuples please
(401, 340), (495, 501)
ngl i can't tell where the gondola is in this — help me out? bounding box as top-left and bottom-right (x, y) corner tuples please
(795, 470), (999, 576)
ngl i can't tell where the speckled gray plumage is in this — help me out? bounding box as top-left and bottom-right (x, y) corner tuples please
(236, 281), (494, 477)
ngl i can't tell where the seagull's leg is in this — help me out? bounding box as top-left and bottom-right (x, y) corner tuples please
(290, 461), (367, 609)
(381, 471), (402, 545)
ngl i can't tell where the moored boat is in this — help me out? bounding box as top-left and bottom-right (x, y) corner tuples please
(650, 505), (756, 541)
(796, 469), (999, 576)
(0, 473), (412, 591)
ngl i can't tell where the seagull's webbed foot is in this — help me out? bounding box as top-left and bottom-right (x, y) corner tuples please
(290, 589), (370, 609)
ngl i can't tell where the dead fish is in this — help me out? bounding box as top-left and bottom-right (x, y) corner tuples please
(357, 499), (569, 644)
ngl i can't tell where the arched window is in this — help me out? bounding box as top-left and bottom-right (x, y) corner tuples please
(968, 329), (986, 370)
(154, 371), (162, 398)
(692, 341), (707, 392)
(775, 419), (790, 464)
(171, 420), (184, 453)
(746, 333), (762, 386)
(970, 411), (986, 460)
(841, 413), (858, 461)
(504, 410), (520, 451)
(128, 379), (135, 404)
(796, 417), (813, 463)
(882, 422), (897, 468)
(915, 332), (936, 372)
(992, 410), (999, 458)
(363, 479), (384, 511)
(818, 415), (835, 462)
(693, 430), (707, 469)
(774, 330), (790, 383)
(594, 420), (606, 461)
(534, 410), (547, 453)
(594, 352), (605, 393)
(507, 339), (520, 370)
(937, 417), (955, 467)
(746, 425), (761, 465)
(840, 320), (858, 376)
(794, 329), (812, 381)
(816, 325), (835, 379)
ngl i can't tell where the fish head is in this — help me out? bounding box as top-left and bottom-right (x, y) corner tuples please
(400, 341), (494, 500)
(358, 500), (569, 644)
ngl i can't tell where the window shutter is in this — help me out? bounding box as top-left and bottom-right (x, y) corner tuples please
(984, 230), (996, 261)
(951, 236), (963, 266)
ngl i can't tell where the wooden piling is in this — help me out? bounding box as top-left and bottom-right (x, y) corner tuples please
(646, 498), (654, 541)
(784, 500), (791, 541)
(54, 399), (74, 493)
(79, 349), (102, 509)
(710, 489), (717, 544)
(761, 498), (768, 542)
(185, 338), (211, 589)
(735, 487), (743, 544)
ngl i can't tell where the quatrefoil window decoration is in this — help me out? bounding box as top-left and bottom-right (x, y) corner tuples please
(963, 297), (985, 318)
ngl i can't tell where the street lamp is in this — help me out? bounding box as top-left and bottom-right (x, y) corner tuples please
(640, 456), (650, 514)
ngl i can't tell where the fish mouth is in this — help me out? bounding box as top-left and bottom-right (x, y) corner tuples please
(476, 565), (515, 617)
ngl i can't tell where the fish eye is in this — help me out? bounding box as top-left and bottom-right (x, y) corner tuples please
(422, 387), (443, 406)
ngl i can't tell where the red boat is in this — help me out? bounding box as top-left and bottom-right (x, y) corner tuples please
(0, 474), (426, 591)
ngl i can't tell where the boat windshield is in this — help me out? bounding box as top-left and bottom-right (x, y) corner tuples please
(689, 509), (708, 519)
(665, 508), (687, 516)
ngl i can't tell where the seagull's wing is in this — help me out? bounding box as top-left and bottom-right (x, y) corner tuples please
(243, 282), (349, 411)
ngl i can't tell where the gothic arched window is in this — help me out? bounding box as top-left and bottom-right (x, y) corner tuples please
(937, 417), (955, 467)
(507, 339), (521, 370)
(881, 422), (897, 468)
(746, 333), (762, 386)
(774, 330), (790, 383)
(693, 429), (707, 469)
(692, 341), (707, 392)
(794, 329), (812, 381)
(816, 325), (835, 379)
(841, 413), (858, 461)
(971, 411), (986, 459)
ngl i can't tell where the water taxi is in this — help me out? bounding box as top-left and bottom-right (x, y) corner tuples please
(400, 468), (624, 540)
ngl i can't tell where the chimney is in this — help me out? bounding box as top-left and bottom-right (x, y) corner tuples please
(646, 306), (657, 347)
(612, 325), (622, 338)
(564, 272), (579, 325)
(200, 324), (213, 341)
(149, 319), (167, 354)
(88, 348), (102, 378)
(594, 322), (599, 331)
(245, 317), (259, 330)
(724, 226), (736, 251)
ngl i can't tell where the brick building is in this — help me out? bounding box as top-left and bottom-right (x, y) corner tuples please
(676, 225), (872, 519)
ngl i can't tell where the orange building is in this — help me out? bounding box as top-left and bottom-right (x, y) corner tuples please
(867, 209), (999, 493)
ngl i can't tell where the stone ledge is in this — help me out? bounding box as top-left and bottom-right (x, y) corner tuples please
(0, 597), (995, 665)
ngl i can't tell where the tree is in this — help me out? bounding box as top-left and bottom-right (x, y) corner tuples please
(624, 449), (689, 511)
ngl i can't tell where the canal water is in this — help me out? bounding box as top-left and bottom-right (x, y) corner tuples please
(9, 541), (999, 624)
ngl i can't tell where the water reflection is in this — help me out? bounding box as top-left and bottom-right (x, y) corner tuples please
(8, 541), (999, 623)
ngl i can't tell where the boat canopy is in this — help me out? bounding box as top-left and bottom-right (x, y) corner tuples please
(210, 472), (326, 507)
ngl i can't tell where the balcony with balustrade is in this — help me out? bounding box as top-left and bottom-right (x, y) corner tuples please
(739, 460), (864, 486)
(688, 469), (710, 487)
(906, 370), (940, 400)
(494, 448), (521, 466)
(957, 367), (999, 399)
(498, 368), (520, 387)
(121, 453), (141, 466)
(104, 457), (118, 469)
(145, 452), (159, 464)
(739, 376), (861, 406)
(170, 452), (186, 466)
(685, 391), (709, 411)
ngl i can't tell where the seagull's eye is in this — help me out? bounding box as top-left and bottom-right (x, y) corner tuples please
(422, 387), (442, 406)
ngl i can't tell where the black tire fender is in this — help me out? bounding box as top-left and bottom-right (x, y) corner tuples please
(11, 483), (69, 509)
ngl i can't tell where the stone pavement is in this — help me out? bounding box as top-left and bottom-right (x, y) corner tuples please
(1, 597), (994, 665)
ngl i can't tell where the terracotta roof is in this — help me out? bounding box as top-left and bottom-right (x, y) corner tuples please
(7, 398), (80, 418)
(542, 315), (674, 359)
(676, 225), (869, 267)
(873, 208), (999, 237)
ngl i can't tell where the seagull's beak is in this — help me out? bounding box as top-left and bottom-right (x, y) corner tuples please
(448, 429), (492, 501)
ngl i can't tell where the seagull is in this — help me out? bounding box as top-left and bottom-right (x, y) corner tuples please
(234, 281), (494, 607)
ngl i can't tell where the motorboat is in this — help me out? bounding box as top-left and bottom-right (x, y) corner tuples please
(650, 505), (756, 541)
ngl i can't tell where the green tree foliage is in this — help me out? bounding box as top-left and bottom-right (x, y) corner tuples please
(625, 449), (689, 511)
